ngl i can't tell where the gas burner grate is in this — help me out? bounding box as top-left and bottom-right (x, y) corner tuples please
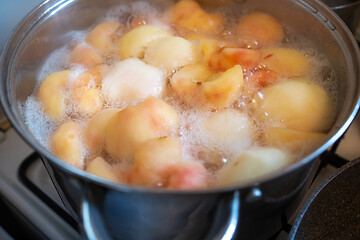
(18, 152), (80, 233)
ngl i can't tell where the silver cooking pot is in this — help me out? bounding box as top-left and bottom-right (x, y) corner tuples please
(1, 0), (359, 239)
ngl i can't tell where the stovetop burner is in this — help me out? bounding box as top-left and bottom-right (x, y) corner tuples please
(290, 158), (360, 239)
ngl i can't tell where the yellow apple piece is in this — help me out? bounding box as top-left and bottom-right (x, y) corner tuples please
(73, 64), (108, 89)
(169, 0), (223, 34)
(144, 36), (202, 75)
(202, 65), (243, 108)
(38, 70), (72, 122)
(189, 36), (241, 60)
(254, 79), (335, 132)
(209, 47), (261, 72)
(217, 147), (290, 186)
(72, 87), (103, 116)
(69, 44), (102, 67)
(71, 65), (108, 116)
(263, 127), (327, 155)
(105, 96), (179, 160)
(50, 121), (83, 169)
(261, 48), (309, 77)
(237, 11), (284, 47)
(84, 108), (120, 155)
(170, 63), (213, 104)
(86, 157), (118, 182)
(199, 38), (222, 63)
(101, 58), (165, 106)
(167, 161), (209, 190)
(130, 137), (183, 187)
(116, 25), (171, 59)
(86, 21), (122, 54)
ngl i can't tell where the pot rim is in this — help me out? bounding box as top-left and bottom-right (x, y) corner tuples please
(1, 0), (360, 195)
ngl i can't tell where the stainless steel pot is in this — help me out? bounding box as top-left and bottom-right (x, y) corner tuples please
(1, 0), (359, 239)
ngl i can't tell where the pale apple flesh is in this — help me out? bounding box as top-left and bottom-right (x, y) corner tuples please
(50, 121), (83, 169)
(86, 157), (119, 182)
(169, 0), (223, 34)
(105, 96), (179, 160)
(86, 21), (122, 54)
(38, 70), (73, 122)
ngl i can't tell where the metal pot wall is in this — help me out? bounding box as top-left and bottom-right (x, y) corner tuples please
(0, 0), (359, 239)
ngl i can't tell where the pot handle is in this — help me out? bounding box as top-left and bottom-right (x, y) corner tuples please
(81, 188), (240, 240)
(204, 190), (240, 240)
(81, 187), (112, 240)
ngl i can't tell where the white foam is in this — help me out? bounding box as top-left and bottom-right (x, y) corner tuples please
(22, 96), (56, 150)
(37, 46), (70, 82)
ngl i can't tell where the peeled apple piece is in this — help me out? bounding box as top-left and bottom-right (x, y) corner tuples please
(130, 137), (183, 187)
(167, 161), (209, 190)
(144, 36), (202, 75)
(69, 44), (102, 67)
(73, 64), (108, 89)
(254, 79), (334, 132)
(170, 63), (213, 104)
(71, 65), (107, 116)
(86, 21), (121, 54)
(72, 88), (103, 117)
(263, 127), (327, 154)
(84, 108), (120, 155)
(101, 58), (165, 106)
(50, 121), (83, 169)
(86, 157), (118, 182)
(208, 47), (261, 72)
(117, 25), (171, 59)
(169, 0), (223, 34)
(199, 109), (253, 153)
(217, 147), (290, 186)
(237, 11), (284, 48)
(105, 96), (179, 160)
(38, 70), (72, 122)
(202, 65), (243, 108)
(261, 48), (309, 77)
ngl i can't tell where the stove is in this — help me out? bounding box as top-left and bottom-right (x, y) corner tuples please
(0, 0), (359, 239)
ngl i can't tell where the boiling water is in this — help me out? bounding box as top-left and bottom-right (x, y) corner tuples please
(22, 1), (337, 187)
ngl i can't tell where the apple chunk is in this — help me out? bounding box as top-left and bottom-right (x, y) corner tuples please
(50, 121), (83, 169)
(261, 48), (309, 77)
(105, 97), (179, 160)
(237, 11), (284, 47)
(209, 47), (261, 72)
(169, 0), (223, 34)
(144, 36), (202, 75)
(101, 58), (165, 106)
(262, 127), (326, 155)
(86, 157), (118, 182)
(217, 147), (290, 186)
(86, 21), (122, 54)
(38, 70), (72, 122)
(69, 44), (102, 67)
(202, 65), (243, 108)
(116, 25), (171, 59)
(199, 109), (253, 152)
(170, 63), (213, 104)
(130, 137), (183, 187)
(254, 79), (335, 132)
(167, 161), (209, 190)
(84, 108), (120, 155)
